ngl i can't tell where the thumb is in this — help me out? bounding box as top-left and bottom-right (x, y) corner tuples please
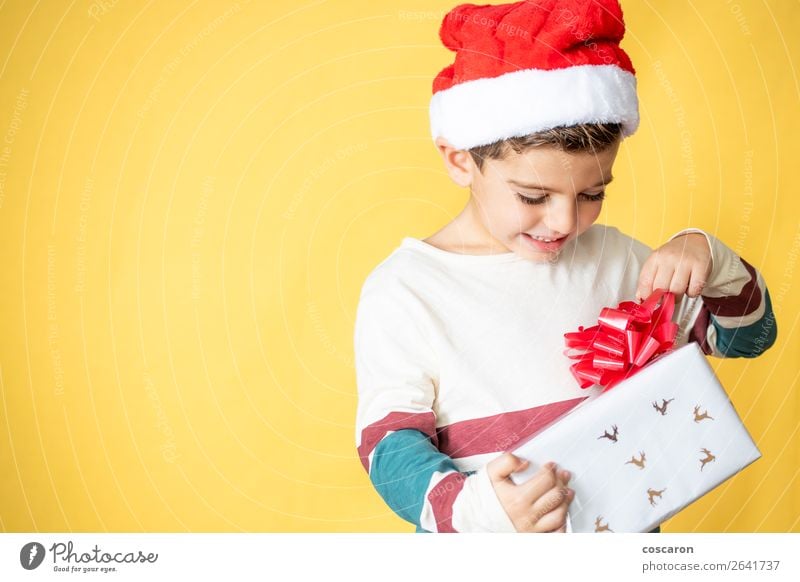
(487, 452), (529, 483)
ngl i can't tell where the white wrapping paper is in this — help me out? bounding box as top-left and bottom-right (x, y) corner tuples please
(510, 342), (762, 532)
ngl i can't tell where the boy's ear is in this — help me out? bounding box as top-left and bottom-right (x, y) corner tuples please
(434, 137), (474, 188)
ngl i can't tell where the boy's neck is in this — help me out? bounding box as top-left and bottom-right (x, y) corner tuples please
(424, 197), (509, 255)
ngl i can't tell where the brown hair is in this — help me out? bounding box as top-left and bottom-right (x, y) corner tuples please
(468, 123), (623, 173)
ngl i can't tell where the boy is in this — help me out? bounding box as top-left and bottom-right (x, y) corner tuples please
(354, 0), (777, 533)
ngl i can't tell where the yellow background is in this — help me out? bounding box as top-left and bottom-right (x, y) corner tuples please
(0, 0), (797, 533)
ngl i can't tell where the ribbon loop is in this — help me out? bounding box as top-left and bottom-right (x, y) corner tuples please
(563, 288), (678, 392)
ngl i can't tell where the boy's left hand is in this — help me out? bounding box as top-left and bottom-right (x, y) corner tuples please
(636, 233), (712, 303)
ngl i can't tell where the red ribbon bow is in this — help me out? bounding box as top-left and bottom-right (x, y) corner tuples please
(563, 288), (679, 392)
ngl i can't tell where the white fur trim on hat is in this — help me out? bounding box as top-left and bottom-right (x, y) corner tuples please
(429, 64), (639, 150)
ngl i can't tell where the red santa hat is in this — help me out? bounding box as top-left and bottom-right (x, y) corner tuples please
(430, 0), (639, 151)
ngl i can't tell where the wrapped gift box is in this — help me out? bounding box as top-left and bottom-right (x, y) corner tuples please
(509, 341), (762, 533)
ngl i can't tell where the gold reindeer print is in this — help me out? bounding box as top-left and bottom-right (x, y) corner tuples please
(693, 405), (714, 423)
(625, 451), (646, 470)
(598, 424), (619, 443)
(699, 448), (716, 471)
(647, 487), (667, 507)
(594, 516), (613, 532)
(652, 398), (675, 415)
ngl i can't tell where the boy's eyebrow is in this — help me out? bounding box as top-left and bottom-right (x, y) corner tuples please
(507, 175), (614, 191)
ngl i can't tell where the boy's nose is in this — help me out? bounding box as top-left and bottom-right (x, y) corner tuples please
(544, 198), (578, 235)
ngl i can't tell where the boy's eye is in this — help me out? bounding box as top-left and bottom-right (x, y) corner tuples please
(581, 191), (606, 203)
(515, 191), (606, 205)
(516, 193), (547, 205)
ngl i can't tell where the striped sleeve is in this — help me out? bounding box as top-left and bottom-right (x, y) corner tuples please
(667, 228), (777, 358)
(354, 273), (516, 533)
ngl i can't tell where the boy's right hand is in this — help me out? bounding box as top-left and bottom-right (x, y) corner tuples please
(487, 452), (574, 533)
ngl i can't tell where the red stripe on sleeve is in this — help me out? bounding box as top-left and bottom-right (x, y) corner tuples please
(357, 411), (438, 472)
(435, 397), (586, 459)
(701, 258), (761, 317)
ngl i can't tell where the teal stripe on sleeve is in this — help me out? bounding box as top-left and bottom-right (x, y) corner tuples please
(370, 429), (465, 530)
(710, 287), (777, 358)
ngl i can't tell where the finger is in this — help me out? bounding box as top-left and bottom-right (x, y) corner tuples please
(528, 485), (571, 528)
(668, 263), (692, 302)
(518, 464), (559, 505)
(545, 518), (568, 533)
(539, 467), (571, 502)
(688, 261), (709, 297)
(651, 264), (674, 297)
(486, 452), (529, 484)
(530, 493), (571, 532)
(636, 257), (658, 301)
(552, 469), (570, 494)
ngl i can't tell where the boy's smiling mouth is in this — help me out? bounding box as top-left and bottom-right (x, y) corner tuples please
(527, 233), (568, 242)
(521, 232), (569, 252)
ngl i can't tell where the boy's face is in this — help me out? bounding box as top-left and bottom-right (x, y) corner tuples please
(436, 137), (620, 263)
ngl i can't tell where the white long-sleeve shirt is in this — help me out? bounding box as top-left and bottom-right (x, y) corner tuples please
(354, 224), (776, 533)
